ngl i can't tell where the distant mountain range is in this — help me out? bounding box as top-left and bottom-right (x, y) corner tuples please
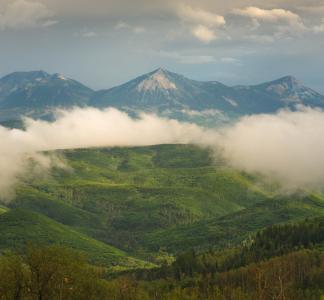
(0, 68), (323, 126)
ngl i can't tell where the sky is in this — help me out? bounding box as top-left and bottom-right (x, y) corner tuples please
(0, 0), (323, 92)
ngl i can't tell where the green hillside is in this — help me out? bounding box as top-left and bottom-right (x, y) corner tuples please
(2, 144), (324, 269)
(0, 209), (150, 270)
(145, 194), (324, 252)
(10, 145), (272, 254)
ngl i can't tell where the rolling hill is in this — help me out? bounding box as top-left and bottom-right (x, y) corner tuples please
(0, 208), (150, 270)
(2, 144), (324, 267)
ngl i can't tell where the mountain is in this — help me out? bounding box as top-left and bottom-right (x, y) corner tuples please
(249, 75), (324, 107)
(0, 68), (323, 125)
(0, 71), (94, 122)
(90, 68), (236, 112)
(90, 69), (324, 118)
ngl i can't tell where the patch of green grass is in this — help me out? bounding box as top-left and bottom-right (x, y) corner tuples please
(0, 205), (8, 215)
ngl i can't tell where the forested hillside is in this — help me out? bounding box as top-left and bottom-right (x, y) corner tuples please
(1, 145), (324, 263)
(0, 144), (323, 298)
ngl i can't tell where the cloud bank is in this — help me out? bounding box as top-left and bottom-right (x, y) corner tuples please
(218, 107), (324, 191)
(0, 108), (204, 200)
(0, 0), (56, 30)
(2, 106), (324, 200)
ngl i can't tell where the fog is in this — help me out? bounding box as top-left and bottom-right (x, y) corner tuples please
(0, 107), (205, 200)
(217, 106), (324, 191)
(1, 106), (324, 201)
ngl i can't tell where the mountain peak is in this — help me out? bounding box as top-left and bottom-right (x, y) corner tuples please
(254, 75), (302, 92)
(277, 75), (300, 85)
(264, 75), (303, 92)
(152, 67), (167, 73)
(137, 68), (177, 92)
(1, 70), (50, 82)
(52, 73), (69, 81)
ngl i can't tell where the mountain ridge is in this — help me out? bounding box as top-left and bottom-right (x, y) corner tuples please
(0, 68), (323, 125)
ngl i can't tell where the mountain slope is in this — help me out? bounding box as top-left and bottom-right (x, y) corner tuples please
(90, 68), (236, 112)
(2, 144), (324, 265)
(0, 208), (149, 269)
(0, 71), (94, 122)
(260, 75), (324, 106)
(144, 194), (324, 252)
(5, 145), (271, 255)
(0, 71), (93, 108)
(91, 68), (324, 117)
(236, 75), (324, 108)
(0, 69), (323, 125)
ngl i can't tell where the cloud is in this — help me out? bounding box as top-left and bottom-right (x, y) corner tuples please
(181, 108), (224, 117)
(2, 106), (324, 201)
(115, 22), (129, 30)
(233, 6), (302, 25)
(176, 4), (225, 43)
(81, 31), (98, 38)
(0, 0), (57, 30)
(298, 5), (324, 15)
(0, 108), (204, 201)
(115, 22), (146, 34)
(233, 6), (306, 32)
(191, 25), (217, 43)
(177, 4), (225, 27)
(246, 34), (275, 43)
(156, 51), (241, 65)
(156, 50), (217, 64)
(312, 18), (324, 33)
(74, 28), (98, 38)
(217, 107), (324, 191)
(220, 57), (241, 65)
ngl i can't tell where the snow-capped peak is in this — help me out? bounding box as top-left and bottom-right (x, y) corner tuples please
(137, 68), (177, 92)
(53, 73), (68, 81)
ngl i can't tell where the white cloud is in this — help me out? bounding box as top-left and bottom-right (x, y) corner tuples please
(82, 31), (97, 37)
(233, 7), (324, 36)
(221, 57), (241, 64)
(246, 34), (275, 43)
(75, 28), (98, 38)
(115, 22), (128, 30)
(134, 26), (146, 34)
(191, 25), (217, 43)
(313, 18), (324, 33)
(233, 6), (303, 26)
(3, 106), (324, 200)
(115, 21), (146, 34)
(0, 0), (56, 30)
(157, 51), (242, 65)
(181, 109), (224, 117)
(218, 107), (324, 191)
(177, 4), (225, 27)
(0, 107), (204, 200)
(233, 6), (306, 33)
(176, 4), (225, 43)
(156, 51), (217, 64)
